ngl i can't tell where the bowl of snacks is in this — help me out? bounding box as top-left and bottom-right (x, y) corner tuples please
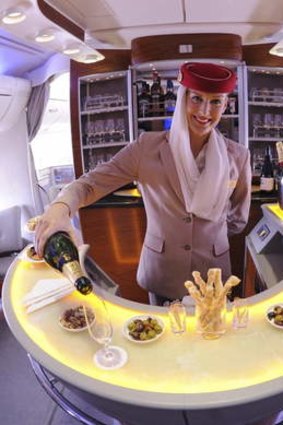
(25, 245), (45, 263)
(266, 304), (283, 329)
(123, 315), (164, 343)
(24, 216), (41, 233)
(59, 305), (95, 332)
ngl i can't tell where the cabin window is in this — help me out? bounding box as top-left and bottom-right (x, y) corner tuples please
(31, 72), (75, 201)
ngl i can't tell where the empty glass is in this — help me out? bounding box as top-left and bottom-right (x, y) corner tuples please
(168, 301), (187, 335)
(83, 300), (128, 370)
(232, 298), (249, 329)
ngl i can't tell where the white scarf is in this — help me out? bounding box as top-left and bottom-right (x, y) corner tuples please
(169, 85), (230, 222)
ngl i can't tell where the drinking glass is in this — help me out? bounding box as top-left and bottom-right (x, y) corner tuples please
(168, 301), (187, 335)
(195, 298), (227, 340)
(115, 118), (126, 142)
(83, 301), (128, 370)
(232, 298), (249, 329)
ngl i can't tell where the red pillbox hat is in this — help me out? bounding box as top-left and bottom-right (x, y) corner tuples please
(177, 62), (237, 93)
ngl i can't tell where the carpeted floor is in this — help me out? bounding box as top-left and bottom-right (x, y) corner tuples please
(0, 306), (120, 425)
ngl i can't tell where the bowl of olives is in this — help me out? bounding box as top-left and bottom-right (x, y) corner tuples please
(266, 304), (283, 329)
(123, 315), (164, 343)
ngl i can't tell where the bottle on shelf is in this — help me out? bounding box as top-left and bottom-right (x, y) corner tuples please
(260, 145), (274, 193)
(164, 79), (176, 116)
(150, 71), (164, 117)
(227, 94), (238, 115)
(276, 141), (283, 209)
(138, 81), (151, 118)
(43, 231), (93, 295)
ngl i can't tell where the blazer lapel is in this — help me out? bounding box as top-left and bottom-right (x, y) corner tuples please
(159, 137), (184, 204)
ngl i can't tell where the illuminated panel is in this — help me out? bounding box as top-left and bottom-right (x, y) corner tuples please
(267, 203), (283, 221)
(9, 260), (283, 394)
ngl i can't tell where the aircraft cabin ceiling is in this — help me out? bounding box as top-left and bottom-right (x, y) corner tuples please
(43, 0), (283, 48)
(1, 0), (283, 77)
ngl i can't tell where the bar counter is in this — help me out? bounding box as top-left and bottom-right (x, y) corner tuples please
(3, 255), (283, 425)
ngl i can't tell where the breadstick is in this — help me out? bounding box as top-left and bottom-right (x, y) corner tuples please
(184, 281), (203, 303)
(203, 285), (214, 306)
(213, 269), (223, 298)
(218, 275), (241, 302)
(192, 271), (207, 296)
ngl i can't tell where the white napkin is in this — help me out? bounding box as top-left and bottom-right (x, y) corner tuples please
(23, 278), (74, 313)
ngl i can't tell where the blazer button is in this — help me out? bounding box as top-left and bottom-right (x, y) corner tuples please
(184, 244), (191, 251)
(183, 215), (192, 223)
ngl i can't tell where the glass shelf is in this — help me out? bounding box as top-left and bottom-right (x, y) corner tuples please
(83, 142), (128, 149)
(81, 106), (128, 115)
(249, 101), (283, 108)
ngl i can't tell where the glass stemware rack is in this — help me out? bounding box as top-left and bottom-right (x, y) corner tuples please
(78, 70), (134, 172)
(248, 66), (283, 180)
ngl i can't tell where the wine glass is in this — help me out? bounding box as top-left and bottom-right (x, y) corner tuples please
(83, 301), (128, 370)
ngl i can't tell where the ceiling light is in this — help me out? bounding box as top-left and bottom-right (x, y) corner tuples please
(62, 44), (81, 56)
(35, 29), (56, 43)
(2, 7), (27, 24)
(76, 52), (105, 64)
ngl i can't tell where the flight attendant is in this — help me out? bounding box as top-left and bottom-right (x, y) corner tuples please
(35, 62), (251, 306)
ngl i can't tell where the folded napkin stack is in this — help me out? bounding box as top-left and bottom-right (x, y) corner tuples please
(23, 278), (74, 313)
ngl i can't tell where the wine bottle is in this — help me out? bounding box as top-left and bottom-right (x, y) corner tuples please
(43, 231), (93, 295)
(138, 81), (151, 118)
(260, 146), (274, 193)
(164, 79), (176, 116)
(151, 71), (164, 117)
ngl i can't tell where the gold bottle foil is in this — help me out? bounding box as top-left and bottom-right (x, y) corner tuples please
(62, 261), (83, 284)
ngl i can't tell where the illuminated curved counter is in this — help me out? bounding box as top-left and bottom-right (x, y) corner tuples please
(3, 256), (283, 425)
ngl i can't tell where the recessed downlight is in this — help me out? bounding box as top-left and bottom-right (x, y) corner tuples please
(35, 29), (56, 43)
(2, 8), (26, 24)
(62, 45), (81, 55)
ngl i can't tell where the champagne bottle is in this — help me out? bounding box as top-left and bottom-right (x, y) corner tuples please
(260, 146), (274, 193)
(43, 231), (93, 295)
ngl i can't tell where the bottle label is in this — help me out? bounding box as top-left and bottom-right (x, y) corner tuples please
(62, 261), (83, 284)
(260, 177), (274, 191)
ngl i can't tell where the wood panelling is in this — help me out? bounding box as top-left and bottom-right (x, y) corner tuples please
(243, 43), (283, 67)
(79, 206), (149, 304)
(37, 0), (84, 41)
(131, 33), (242, 65)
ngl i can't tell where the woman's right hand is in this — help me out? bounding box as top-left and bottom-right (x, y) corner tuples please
(34, 203), (75, 257)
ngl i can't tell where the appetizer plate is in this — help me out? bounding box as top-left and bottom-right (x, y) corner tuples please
(122, 315), (165, 344)
(24, 216), (40, 234)
(266, 304), (283, 329)
(58, 305), (95, 333)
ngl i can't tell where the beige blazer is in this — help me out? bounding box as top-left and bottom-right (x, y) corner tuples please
(57, 131), (251, 299)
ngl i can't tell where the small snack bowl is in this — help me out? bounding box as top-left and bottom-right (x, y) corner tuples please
(24, 216), (41, 233)
(25, 245), (45, 263)
(266, 304), (283, 329)
(123, 315), (164, 344)
(59, 304), (95, 332)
